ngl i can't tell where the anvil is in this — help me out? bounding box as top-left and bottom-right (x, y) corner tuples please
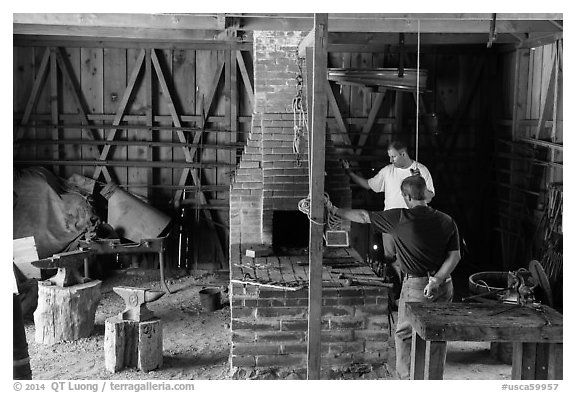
(113, 286), (165, 322)
(31, 249), (95, 287)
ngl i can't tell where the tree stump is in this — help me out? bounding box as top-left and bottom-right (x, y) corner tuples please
(104, 316), (163, 372)
(33, 280), (102, 345)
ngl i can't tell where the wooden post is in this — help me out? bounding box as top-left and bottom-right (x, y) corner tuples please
(424, 341), (447, 379)
(33, 280), (102, 345)
(104, 316), (163, 373)
(512, 342), (537, 380)
(410, 330), (426, 379)
(306, 13), (328, 380)
(145, 49), (154, 202)
(49, 48), (61, 177)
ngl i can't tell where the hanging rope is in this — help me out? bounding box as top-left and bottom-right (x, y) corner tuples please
(415, 19), (421, 163)
(292, 56), (308, 167)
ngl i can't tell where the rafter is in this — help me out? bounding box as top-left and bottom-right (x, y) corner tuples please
(325, 80), (351, 146)
(236, 51), (254, 108)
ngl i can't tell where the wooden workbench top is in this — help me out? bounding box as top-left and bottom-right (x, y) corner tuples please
(405, 302), (563, 343)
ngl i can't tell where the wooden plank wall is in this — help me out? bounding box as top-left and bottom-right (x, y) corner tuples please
(13, 45), (254, 269)
(494, 41), (563, 270)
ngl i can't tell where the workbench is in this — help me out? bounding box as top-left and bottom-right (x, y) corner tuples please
(79, 236), (171, 293)
(405, 302), (563, 380)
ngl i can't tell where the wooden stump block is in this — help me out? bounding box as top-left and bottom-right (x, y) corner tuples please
(104, 316), (162, 373)
(33, 280), (102, 345)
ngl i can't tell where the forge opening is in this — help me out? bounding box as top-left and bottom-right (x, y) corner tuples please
(272, 210), (310, 254)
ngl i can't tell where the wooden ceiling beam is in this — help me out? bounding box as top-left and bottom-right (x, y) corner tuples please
(13, 13), (225, 30)
(14, 14), (563, 35)
(13, 24), (241, 41)
(328, 32), (522, 46)
(13, 35), (252, 51)
(239, 17), (562, 33)
(229, 13), (562, 21)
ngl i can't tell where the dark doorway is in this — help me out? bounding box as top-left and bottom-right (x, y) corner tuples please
(272, 210), (310, 254)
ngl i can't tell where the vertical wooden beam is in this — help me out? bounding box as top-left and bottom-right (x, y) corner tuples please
(306, 13), (328, 381)
(410, 330), (426, 379)
(145, 49), (154, 201)
(49, 49), (60, 176)
(512, 342), (537, 380)
(230, 49), (238, 173)
(395, 90), (404, 137)
(424, 341), (447, 379)
(512, 49), (531, 141)
(506, 48), (530, 270)
(549, 43), (560, 184)
(547, 343), (563, 379)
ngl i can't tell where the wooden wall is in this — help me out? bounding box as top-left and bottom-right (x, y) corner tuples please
(13, 44), (254, 269)
(494, 41), (563, 272)
(15, 39), (560, 275)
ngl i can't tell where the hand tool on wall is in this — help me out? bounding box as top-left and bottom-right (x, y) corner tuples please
(113, 286), (165, 322)
(31, 249), (95, 287)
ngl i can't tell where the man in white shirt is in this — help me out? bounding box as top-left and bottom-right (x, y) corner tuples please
(343, 141), (435, 279)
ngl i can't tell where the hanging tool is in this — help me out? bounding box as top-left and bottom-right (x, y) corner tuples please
(528, 260), (554, 307)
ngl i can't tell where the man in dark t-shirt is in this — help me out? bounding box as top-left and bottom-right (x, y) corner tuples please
(333, 175), (461, 379)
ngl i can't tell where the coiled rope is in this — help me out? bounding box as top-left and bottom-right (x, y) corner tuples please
(298, 192), (342, 230)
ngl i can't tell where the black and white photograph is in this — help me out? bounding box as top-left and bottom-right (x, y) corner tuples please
(9, 6), (568, 387)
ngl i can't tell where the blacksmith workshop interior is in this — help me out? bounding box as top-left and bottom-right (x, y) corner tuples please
(12, 13), (563, 381)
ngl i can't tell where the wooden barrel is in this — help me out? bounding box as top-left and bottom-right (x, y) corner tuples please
(13, 294), (32, 380)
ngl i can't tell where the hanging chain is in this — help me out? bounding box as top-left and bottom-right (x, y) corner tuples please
(292, 55), (308, 167)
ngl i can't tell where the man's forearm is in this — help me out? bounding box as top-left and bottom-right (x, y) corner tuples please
(334, 208), (371, 224)
(346, 170), (372, 190)
(433, 250), (460, 282)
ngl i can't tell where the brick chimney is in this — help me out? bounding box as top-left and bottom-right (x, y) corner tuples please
(229, 31), (351, 257)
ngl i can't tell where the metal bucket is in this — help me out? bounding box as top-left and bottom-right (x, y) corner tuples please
(468, 271), (509, 300)
(199, 287), (222, 312)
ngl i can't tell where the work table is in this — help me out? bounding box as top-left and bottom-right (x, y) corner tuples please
(405, 302), (563, 380)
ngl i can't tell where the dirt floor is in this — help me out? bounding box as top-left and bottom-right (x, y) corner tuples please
(23, 268), (511, 380)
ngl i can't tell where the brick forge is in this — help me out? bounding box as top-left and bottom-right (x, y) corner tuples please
(228, 31), (392, 378)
